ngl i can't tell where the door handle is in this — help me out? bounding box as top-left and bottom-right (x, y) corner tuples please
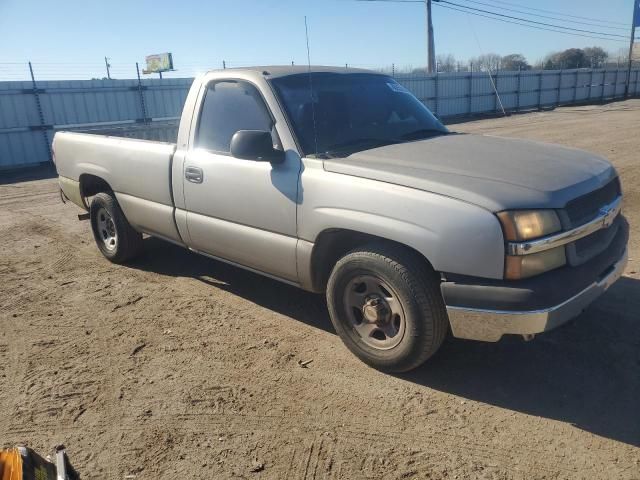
(185, 166), (203, 183)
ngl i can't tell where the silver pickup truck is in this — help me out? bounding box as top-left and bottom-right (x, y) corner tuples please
(54, 66), (628, 372)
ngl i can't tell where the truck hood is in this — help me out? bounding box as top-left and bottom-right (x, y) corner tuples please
(323, 133), (616, 212)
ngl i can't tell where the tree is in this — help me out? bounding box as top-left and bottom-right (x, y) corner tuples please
(436, 53), (457, 72)
(470, 53), (502, 72)
(500, 53), (531, 71)
(560, 48), (588, 68)
(583, 46), (608, 68)
(543, 48), (589, 69)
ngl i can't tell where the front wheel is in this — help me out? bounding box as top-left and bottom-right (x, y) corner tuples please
(89, 192), (143, 264)
(326, 244), (448, 373)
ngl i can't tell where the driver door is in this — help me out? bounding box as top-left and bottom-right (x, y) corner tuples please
(182, 79), (300, 282)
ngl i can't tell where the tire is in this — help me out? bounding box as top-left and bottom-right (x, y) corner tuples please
(326, 244), (448, 373)
(89, 192), (143, 264)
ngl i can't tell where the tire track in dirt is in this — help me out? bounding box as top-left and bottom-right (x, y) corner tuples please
(1, 408), (599, 478)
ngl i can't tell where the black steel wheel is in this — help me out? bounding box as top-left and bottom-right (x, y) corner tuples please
(327, 244), (448, 373)
(89, 192), (143, 264)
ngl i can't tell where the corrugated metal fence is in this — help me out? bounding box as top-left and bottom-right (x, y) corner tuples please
(0, 78), (191, 170)
(402, 68), (640, 118)
(1, 68), (639, 170)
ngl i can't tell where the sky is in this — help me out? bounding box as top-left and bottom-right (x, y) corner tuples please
(0, 0), (635, 80)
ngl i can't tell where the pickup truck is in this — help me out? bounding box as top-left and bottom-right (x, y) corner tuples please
(53, 66), (628, 372)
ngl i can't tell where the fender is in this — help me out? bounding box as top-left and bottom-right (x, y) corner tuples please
(297, 161), (506, 281)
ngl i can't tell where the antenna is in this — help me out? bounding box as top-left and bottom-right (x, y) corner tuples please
(305, 16), (319, 157)
(466, 14), (507, 116)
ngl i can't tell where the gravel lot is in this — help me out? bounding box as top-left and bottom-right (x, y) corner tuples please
(1, 100), (639, 479)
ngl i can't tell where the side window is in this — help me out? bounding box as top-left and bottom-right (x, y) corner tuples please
(196, 80), (273, 153)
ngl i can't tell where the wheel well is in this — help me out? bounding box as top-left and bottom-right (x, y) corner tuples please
(310, 229), (434, 292)
(79, 174), (113, 209)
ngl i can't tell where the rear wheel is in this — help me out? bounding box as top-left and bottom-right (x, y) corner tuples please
(326, 244), (448, 373)
(89, 192), (143, 263)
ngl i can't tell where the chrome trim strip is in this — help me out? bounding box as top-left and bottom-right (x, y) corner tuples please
(507, 196), (622, 256)
(446, 248), (628, 342)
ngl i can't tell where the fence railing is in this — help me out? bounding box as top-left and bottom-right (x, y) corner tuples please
(1, 67), (639, 170)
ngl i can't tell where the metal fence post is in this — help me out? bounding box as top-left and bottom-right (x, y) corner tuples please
(515, 66), (521, 112)
(136, 62), (148, 123)
(28, 62), (52, 163)
(537, 70), (543, 109)
(493, 69), (498, 113)
(557, 69), (562, 106)
(589, 68), (594, 101)
(434, 70), (439, 116)
(601, 69), (606, 103)
(468, 63), (473, 115)
(572, 69), (578, 104)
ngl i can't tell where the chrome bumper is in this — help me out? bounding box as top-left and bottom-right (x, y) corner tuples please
(446, 249), (628, 342)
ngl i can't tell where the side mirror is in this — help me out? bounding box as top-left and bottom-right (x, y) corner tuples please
(230, 130), (285, 163)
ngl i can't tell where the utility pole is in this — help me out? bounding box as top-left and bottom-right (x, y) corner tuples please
(625, 0), (639, 97)
(104, 56), (111, 79)
(425, 0), (436, 73)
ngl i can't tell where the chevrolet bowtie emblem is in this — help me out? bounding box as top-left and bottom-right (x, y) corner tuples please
(600, 205), (616, 228)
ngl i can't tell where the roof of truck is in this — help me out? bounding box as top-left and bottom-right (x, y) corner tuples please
(208, 65), (379, 78)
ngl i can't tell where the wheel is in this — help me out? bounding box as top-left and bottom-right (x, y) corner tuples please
(326, 244), (448, 373)
(89, 192), (143, 263)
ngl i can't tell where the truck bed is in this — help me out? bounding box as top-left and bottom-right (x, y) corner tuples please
(54, 130), (182, 244)
(70, 119), (179, 144)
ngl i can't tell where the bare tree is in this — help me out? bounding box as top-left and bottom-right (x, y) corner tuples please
(583, 47), (608, 68)
(501, 53), (531, 71)
(436, 53), (456, 72)
(470, 53), (502, 72)
(613, 47), (629, 63)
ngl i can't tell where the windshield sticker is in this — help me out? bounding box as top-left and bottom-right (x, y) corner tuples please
(387, 82), (411, 94)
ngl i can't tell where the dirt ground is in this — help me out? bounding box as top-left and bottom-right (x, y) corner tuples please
(1, 100), (639, 480)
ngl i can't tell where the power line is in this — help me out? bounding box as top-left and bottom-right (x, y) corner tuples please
(470, 0), (628, 27)
(356, 0), (627, 42)
(354, 0), (629, 43)
(453, 0), (629, 31)
(434, 3), (628, 43)
(437, 0), (627, 39)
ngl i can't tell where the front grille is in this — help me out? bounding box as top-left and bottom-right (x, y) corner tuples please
(567, 216), (621, 266)
(564, 178), (620, 228)
(561, 177), (622, 267)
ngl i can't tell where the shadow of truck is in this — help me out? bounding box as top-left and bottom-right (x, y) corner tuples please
(130, 237), (640, 447)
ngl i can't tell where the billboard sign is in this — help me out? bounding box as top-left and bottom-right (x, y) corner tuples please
(633, 43), (640, 61)
(143, 53), (174, 74)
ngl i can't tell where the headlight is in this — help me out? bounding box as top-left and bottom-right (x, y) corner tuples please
(497, 210), (561, 241)
(498, 209), (565, 279)
(505, 247), (566, 280)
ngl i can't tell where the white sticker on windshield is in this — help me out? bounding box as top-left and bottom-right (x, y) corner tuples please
(387, 81), (410, 94)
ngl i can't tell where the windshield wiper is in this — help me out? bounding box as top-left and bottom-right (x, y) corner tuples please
(399, 128), (447, 141)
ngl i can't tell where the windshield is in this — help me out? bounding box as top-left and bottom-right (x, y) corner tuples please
(270, 72), (448, 158)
